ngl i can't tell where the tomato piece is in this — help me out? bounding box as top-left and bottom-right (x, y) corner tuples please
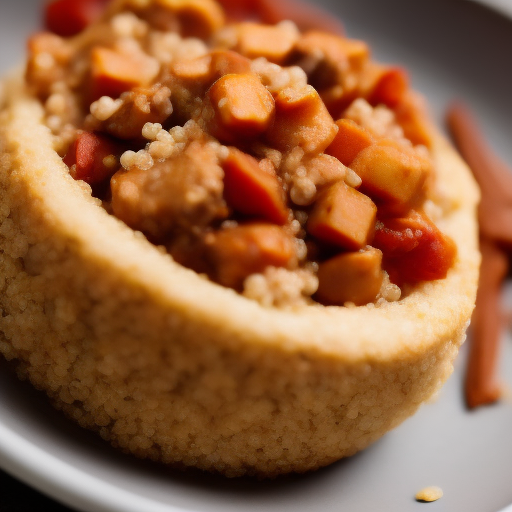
(63, 132), (120, 184)
(372, 211), (457, 285)
(222, 149), (288, 224)
(45, 0), (109, 37)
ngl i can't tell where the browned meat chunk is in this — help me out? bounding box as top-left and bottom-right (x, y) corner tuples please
(110, 140), (227, 240)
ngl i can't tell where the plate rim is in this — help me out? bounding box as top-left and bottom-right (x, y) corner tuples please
(1, 1), (511, 511)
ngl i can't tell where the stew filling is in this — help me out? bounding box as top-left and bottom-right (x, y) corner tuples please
(26, 0), (456, 308)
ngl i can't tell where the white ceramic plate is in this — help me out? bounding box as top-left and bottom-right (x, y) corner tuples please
(1, 1), (512, 511)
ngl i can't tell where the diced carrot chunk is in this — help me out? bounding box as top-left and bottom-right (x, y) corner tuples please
(208, 73), (275, 143)
(234, 22), (299, 64)
(350, 142), (430, 212)
(45, 0), (108, 37)
(159, 0), (225, 39)
(325, 119), (374, 166)
(172, 0), (224, 39)
(171, 54), (212, 81)
(267, 85), (337, 154)
(296, 31), (369, 71)
(307, 181), (377, 250)
(394, 92), (433, 147)
(209, 50), (253, 78)
(63, 131), (120, 185)
(363, 65), (409, 108)
(90, 47), (159, 100)
(316, 247), (383, 306)
(171, 50), (252, 85)
(205, 223), (297, 289)
(222, 149), (288, 224)
(141, 0), (224, 38)
(372, 211), (457, 285)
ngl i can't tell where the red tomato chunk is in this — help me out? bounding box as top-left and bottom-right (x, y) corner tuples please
(373, 211), (457, 285)
(63, 132), (120, 185)
(45, 0), (109, 37)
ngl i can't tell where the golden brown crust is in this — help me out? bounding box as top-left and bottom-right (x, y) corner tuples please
(0, 75), (480, 477)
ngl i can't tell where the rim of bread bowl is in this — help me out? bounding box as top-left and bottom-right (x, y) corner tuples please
(0, 73), (480, 366)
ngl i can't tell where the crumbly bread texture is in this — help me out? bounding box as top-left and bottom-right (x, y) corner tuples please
(0, 75), (479, 478)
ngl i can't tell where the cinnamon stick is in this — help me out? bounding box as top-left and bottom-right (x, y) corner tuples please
(447, 102), (512, 408)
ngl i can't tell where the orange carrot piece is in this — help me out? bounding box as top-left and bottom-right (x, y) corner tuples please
(90, 47), (158, 100)
(205, 223), (297, 289)
(235, 22), (299, 64)
(307, 181), (377, 250)
(208, 73), (275, 143)
(222, 149), (288, 224)
(350, 142), (429, 212)
(365, 65), (409, 108)
(316, 248), (383, 306)
(170, 0), (225, 39)
(325, 119), (374, 166)
(267, 85), (338, 154)
(394, 92), (433, 147)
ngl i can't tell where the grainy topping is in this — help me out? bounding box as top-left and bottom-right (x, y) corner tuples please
(45, 93), (67, 116)
(120, 149), (154, 170)
(345, 98), (405, 141)
(111, 12), (148, 38)
(377, 271), (401, 303)
(344, 168), (362, 188)
(141, 122), (163, 140)
(90, 96), (123, 121)
(243, 267), (319, 308)
(148, 32), (208, 63)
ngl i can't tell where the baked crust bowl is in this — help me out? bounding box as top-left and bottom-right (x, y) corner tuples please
(0, 74), (479, 477)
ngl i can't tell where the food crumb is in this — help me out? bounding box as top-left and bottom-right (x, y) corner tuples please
(415, 486), (443, 503)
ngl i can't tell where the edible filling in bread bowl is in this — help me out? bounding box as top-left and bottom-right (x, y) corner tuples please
(0, 0), (480, 477)
(26, 0), (456, 308)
